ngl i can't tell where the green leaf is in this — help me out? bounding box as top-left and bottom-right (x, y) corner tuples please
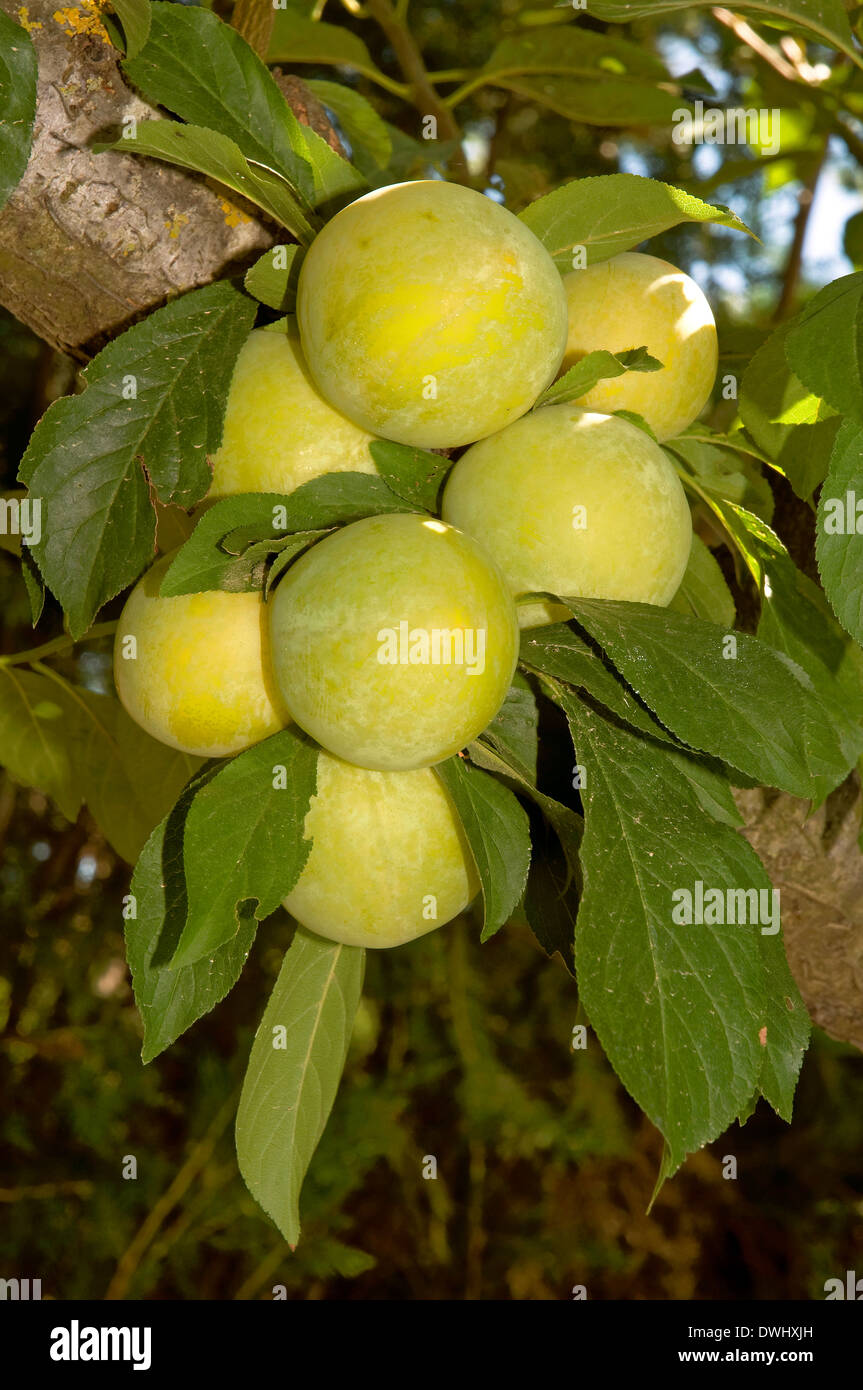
(99, 122), (315, 244)
(844, 210), (863, 268)
(563, 598), (857, 801)
(702, 499), (863, 781)
(561, 691), (808, 1172)
(467, 719), (581, 972)
(244, 245), (302, 312)
(522, 807), (579, 972)
(302, 1239), (376, 1280)
(121, 6), (365, 209)
(236, 926), (365, 1246)
(21, 550), (44, 626)
(111, 0), (152, 59)
(492, 72), (683, 125)
(739, 318), (838, 500)
(227, 531), (327, 595)
(127, 774), (258, 1062)
(666, 752), (744, 829)
(519, 173), (755, 271)
(669, 535), (736, 629)
(0, 667), (201, 862)
(160, 496), (294, 597)
(477, 26), (669, 83)
(534, 347), (662, 410)
(267, 13), (387, 84)
(123, 3), (316, 203)
(246, 473), (405, 540)
(471, 682), (586, 854)
(169, 504), (328, 595)
(613, 409), (658, 441)
(520, 621), (748, 817)
(666, 431), (774, 522)
(265, 543), (311, 598)
(722, 502), (863, 704)
(756, 918), (810, 1121)
(435, 755), (531, 943)
(785, 272), (863, 425)
(0, 667), (81, 822)
(475, 670), (540, 784)
(0, 496), (47, 622)
(306, 79), (392, 181)
(169, 728), (318, 970)
(161, 474), (409, 597)
(516, 1), (583, 26)
(0, 10), (37, 211)
(52, 676), (202, 865)
(589, 1), (861, 69)
(291, 118), (366, 208)
(368, 440), (451, 512)
(18, 282), (256, 638)
(520, 621), (677, 746)
(816, 419), (863, 646)
(470, 689), (585, 851)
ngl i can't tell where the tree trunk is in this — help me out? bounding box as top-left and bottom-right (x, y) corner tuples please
(739, 780), (863, 1053)
(0, 1), (331, 360)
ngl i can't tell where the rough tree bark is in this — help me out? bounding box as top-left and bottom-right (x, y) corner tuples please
(1, 1), (861, 1054)
(739, 782), (863, 1054)
(0, 0), (337, 359)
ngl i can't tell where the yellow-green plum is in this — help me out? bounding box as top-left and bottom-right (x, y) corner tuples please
(442, 405), (692, 628)
(268, 513), (519, 770)
(283, 752), (479, 948)
(296, 180), (568, 448)
(114, 555), (290, 757)
(207, 325), (378, 500)
(560, 252), (718, 442)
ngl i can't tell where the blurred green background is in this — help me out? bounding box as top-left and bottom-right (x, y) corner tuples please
(2, 0), (863, 1300)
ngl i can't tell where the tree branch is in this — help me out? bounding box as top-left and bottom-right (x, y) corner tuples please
(711, 7), (800, 82)
(231, 0), (276, 60)
(772, 139), (827, 322)
(364, 0), (461, 145)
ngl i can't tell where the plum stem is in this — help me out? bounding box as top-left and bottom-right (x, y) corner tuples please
(0, 622), (118, 668)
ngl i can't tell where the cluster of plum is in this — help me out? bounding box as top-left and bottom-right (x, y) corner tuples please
(115, 180), (717, 949)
